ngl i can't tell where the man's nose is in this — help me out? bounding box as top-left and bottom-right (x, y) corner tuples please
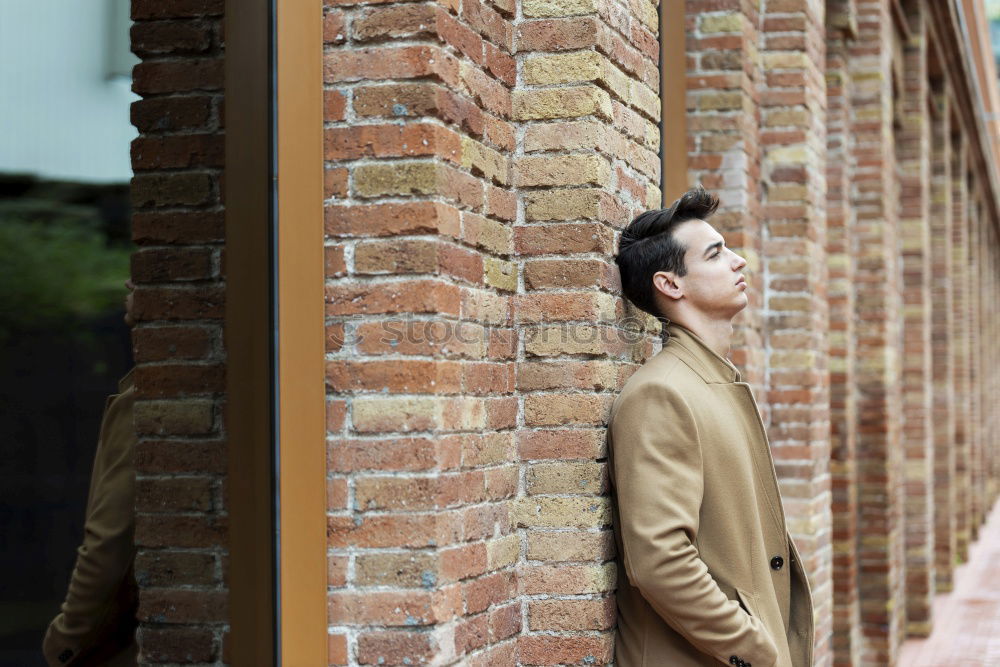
(731, 251), (747, 270)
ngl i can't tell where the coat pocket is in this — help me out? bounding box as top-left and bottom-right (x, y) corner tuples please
(736, 587), (758, 618)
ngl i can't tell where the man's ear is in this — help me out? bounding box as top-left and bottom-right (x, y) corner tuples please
(652, 271), (683, 301)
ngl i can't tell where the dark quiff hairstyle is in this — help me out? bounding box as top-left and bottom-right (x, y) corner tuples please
(614, 186), (720, 317)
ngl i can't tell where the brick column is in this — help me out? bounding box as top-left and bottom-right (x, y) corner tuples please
(322, 0), (520, 662)
(928, 88), (956, 593)
(967, 196), (984, 539)
(685, 0), (765, 390)
(759, 1), (832, 664)
(514, 0), (661, 659)
(896, 2), (934, 637)
(850, 1), (905, 662)
(128, 1), (228, 663)
(988, 227), (1000, 510)
(950, 135), (971, 563)
(825, 3), (860, 663)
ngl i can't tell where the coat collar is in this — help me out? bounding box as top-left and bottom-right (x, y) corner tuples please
(663, 323), (741, 384)
(118, 368), (135, 393)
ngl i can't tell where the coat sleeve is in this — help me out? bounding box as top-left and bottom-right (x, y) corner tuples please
(43, 389), (138, 667)
(610, 382), (779, 667)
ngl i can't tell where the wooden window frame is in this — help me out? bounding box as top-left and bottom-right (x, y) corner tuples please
(226, 0), (325, 663)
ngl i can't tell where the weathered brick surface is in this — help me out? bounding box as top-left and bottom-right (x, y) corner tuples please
(929, 85), (957, 597)
(129, 1), (227, 664)
(760, 2), (833, 662)
(825, 8), (861, 664)
(322, 0), (521, 660)
(897, 4), (934, 637)
(130, 0), (1000, 665)
(951, 135), (972, 565)
(849, 2), (906, 663)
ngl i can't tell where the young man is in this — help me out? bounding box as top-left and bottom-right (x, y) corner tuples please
(609, 188), (813, 667)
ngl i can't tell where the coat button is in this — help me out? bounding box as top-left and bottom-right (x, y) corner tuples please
(770, 555), (784, 570)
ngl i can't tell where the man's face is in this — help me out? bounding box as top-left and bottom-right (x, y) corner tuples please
(669, 219), (748, 318)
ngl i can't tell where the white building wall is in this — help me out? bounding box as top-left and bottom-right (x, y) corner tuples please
(0, 2), (139, 184)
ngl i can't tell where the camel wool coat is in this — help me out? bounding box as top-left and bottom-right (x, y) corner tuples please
(43, 372), (138, 667)
(608, 324), (814, 667)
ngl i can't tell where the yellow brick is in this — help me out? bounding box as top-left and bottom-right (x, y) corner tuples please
(696, 91), (743, 111)
(770, 349), (818, 368)
(763, 52), (808, 70)
(769, 295), (813, 312)
(631, 0), (657, 30)
(486, 534), (520, 569)
(766, 184), (809, 201)
(700, 13), (743, 33)
(523, 0), (597, 17)
(463, 432), (515, 467)
(353, 396), (441, 432)
(462, 212), (513, 255)
(523, 392), (612, 427)
(524, 120), (605, 152)
(524, 324), (609, 356)
(629, 80), (661, 121)
(527, 462), (606, 494)
(644, 119), (661, 151)
(353, 161), (437, 198)
(646, 182), (662, 209)
(484, 257), (518, 292)
(355, 551), (437, 587)
(525, 189), (603, 221)
(512, 86), (612, 121)
(461, 136), (510, 186)
(701, 134), (742, 152)
(767, 145), (810, 164)
(513, 496), (612, 528)
(526, 531), (612, 561)
(514, 154), (611, 187)
(524, 51), (602, 85)
(764, 108), (810, 128)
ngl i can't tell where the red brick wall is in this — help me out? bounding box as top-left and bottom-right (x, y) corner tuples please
(897, 2), (934, 636)
(826, 3), (861, 663)
(929, 84), (957, 594)
(685, 0), (766, 391)
(128, 0), (228, 664)
(126, 0), (1000, 665)
(760, 0), (834, 660)
(951, 136), (972, 564)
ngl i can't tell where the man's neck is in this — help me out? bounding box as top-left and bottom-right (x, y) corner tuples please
(669, 313), (734, 358)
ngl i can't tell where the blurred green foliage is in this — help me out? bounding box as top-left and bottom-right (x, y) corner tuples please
(0, 194), (131, 340)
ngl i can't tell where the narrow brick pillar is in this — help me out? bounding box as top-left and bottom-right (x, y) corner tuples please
(929, 89), (956, 593)
(825, 4), (861, 663)
(950, 135), (971, 562)
(322, 0), (521, 662)
(685, 0), (765, 390)
(988, 232), (1000, 508)
(850, 0), (905, 662)
(513, 0), (661, 658)
(759, 1), (832, 663)
(128, 1), (229, 663)
(988, 231), (1000, 509)
(968, 198), (984, 539)
(896, 1), (934, 636)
